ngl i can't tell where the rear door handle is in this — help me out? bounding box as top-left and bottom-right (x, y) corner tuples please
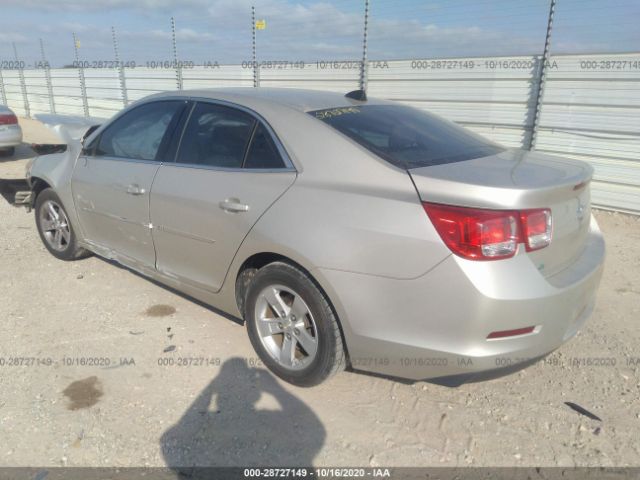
(219, 198), (249, 213)
(126, 184), (146, 196)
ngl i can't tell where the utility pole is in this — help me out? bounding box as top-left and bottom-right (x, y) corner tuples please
(0, 66), (7, 107)
(73, 32), (90, 118)
(251, 6), (259, 87)
(13, 42), (30, 118)
(40, 38), (56, 114)
(359, 0), (370, 93)
(112, 27), (129, 107)
(529, 0), (556, 150)
(171, 17), (183, 90)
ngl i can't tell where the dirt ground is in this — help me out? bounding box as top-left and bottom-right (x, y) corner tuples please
(0, 117), (639, 468)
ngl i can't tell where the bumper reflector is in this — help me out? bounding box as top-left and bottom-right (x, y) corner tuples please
(487, 326), (535, 339)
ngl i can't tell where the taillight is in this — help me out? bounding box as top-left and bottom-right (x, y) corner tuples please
(423, 203), (519, 260)
(521, 208), (552, 251)
(423, 203), (552, 261)
(0, 114), (18, 125)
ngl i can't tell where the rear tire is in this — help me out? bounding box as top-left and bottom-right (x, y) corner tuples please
(35, 188), (90, 261)
(244, 261), (345, 387)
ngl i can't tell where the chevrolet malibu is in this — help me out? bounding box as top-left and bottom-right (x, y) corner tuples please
(25, 88), (605, 386)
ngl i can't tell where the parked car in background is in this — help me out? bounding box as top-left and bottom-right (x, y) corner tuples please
(24, 88), (605, 386)
(0, 105), (23, 156)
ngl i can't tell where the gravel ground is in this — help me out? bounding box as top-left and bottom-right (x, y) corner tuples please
(0, 118), (639, 468)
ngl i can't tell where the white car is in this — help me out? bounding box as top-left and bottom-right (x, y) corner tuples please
(0, 105), (23, 156)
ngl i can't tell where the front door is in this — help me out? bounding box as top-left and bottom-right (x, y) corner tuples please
(71, 100), (185, 268)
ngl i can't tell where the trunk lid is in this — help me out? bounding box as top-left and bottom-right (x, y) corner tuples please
(409, 149), (593, 277)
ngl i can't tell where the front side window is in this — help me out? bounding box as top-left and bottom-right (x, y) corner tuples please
(309, 105), (505, 169)
(96, 101), (183, 161)
(177, 103), (255, 169)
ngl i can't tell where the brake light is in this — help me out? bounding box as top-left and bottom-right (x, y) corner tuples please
(0, 114), (18, 125)
(423, 203), (552, 261)
(423, 203), (519, 260)
(521, 208), (552, 251)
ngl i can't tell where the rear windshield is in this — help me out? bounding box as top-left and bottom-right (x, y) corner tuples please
(309, 105), (505, 169)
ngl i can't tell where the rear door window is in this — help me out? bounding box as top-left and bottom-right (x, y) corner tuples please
(310, 105), (505, 169)
(176, 102), (255, 169)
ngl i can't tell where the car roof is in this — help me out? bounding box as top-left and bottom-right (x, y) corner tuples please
(148, 87), (390, 114)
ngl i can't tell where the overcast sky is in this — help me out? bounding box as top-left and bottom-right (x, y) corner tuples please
(0, 0), (637, 67)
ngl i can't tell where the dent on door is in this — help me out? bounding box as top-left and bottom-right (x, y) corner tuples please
(71, 99), (186, 268)
(72, 157), (160, 267)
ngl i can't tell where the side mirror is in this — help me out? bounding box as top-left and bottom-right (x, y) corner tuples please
(82, 125), (101, 145)
(81, 125), (101, 155)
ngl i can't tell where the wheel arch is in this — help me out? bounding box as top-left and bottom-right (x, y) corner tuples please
(233, 251), (352, 366)
(234, 251), (316, 315)
(29, 176), (52, 208)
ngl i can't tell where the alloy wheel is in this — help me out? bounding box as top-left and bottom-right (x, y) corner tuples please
(254, 284), (319, 371)
(39, 200), (71, 252)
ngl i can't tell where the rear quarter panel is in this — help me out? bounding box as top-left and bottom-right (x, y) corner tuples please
(219, 108), (452, 320)
(234, 109), (451, 278)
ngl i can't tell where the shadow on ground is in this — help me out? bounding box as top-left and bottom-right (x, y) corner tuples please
(97, 256), (244, 326)
(161, 358), (325, 474)
(0, 178), (29, 205)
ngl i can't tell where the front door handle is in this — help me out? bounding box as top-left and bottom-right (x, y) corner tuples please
(126, 184), (146, 196)
(219, 198), (249, 213)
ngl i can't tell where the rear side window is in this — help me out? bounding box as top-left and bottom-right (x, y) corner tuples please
(244, 124), (285, 169)
(177, 102), (255, 168)
(96, 101), (183, 161)
(309, 105), (504, 169)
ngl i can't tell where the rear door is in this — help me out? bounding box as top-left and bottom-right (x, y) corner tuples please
(150, 101), (296, 293)
(71, 100), (186, 268)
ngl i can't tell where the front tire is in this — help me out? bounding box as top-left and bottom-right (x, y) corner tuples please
(244, 262), (345, 387)
(35, 188), (90, 261)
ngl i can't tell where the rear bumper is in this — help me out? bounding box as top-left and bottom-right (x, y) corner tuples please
(322, 215), (605, 382)
(0, 126), (23, 148)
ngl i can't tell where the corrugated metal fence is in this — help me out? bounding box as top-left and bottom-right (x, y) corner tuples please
(1, 52), (638, 214)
